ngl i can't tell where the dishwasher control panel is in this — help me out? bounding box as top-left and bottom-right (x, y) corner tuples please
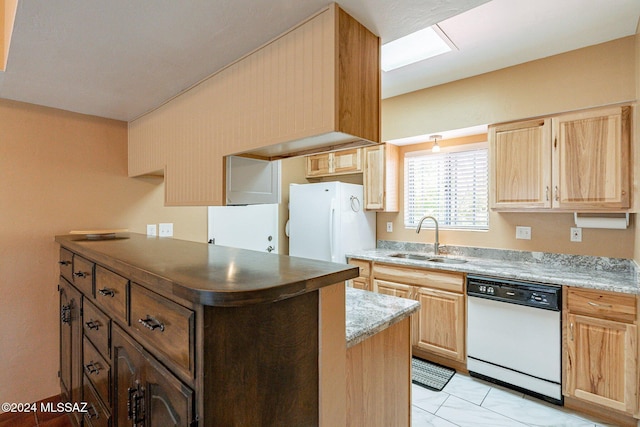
(467, 275), (561, 311)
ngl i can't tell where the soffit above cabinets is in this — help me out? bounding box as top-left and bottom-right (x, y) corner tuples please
(1, 1), (637, 121)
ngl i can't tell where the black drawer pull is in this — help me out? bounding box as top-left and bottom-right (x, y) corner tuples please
(84, 361), (101, 375)
(85, 320), (100, 330)
(73, 271), (88, 278)
(98, 288), (115, 297)
(138, 315), (165, 332)
(58, 260), (71, 266)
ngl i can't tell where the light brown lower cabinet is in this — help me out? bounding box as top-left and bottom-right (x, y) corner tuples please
(371, 262), (466, 367)
(348, 258), (372, 291)
(414, 286), (465, 362)
(347, 317), (411, 427)
(564, 287), (638, 422)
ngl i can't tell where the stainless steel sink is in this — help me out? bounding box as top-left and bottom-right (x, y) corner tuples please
(388, 253), (467, 264)
(388, 253), (431, 261)
(426, 257), (467, 264)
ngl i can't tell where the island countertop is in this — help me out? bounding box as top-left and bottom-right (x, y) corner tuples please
(55, 232), (358, 307)
(345, 287), (420, 348)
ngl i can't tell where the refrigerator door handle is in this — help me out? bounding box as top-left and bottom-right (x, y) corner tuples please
(329, 198), (336, 262)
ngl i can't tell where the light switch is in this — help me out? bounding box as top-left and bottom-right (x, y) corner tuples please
(146, 224), (157, 236)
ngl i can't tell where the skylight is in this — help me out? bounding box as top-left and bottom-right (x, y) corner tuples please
(381, 25), (455, 72)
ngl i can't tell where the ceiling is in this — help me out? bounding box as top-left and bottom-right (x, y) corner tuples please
(0, 0), (638, 122)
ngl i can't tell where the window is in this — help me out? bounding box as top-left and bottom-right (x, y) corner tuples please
(404, 143), (488, 230)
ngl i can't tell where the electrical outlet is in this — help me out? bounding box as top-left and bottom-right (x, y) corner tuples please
(515, 226), (531, 240)
(570, 227), (582, 242)
(159, 223), (173, 237)
(386, 222), (393, 233)
(146, 224), (157, 236)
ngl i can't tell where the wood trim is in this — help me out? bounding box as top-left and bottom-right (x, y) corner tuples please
(564, 396), (637, 427)
(336, 6), (380, 143)
(319, 283), (346, 427)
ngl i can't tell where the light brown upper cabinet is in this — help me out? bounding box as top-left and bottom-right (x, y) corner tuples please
(490, 106), (630, 211)
(364, 144), (399, 212)
(306, 149), (362, 178)
(128, 4), (380, 206)
(490, 119), (552, 209)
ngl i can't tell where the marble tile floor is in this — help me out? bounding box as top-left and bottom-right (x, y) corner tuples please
(412, 373), (622, 427)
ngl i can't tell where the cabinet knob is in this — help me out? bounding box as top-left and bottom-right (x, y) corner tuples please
(138, 315), (165, 332)
(58, 260), (71, 266)
(98, 288), (115, 297)
(554, 186), (559, 202)
(73, 271), (88, 278)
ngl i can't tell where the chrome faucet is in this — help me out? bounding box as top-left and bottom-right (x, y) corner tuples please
(416, 215), (439, 256)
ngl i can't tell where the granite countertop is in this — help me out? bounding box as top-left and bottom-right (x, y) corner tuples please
(347, 242), (640, 295)
(345, 287), (420, 348)
(55, 233), (358, 306)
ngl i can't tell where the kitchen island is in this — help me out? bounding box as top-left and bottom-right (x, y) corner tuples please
(55, 233), (417, 427)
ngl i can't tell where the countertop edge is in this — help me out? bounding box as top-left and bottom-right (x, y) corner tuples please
(345, 287), (420, 349)
(55, 233), (359, 307)
(347, 250), (640, 296)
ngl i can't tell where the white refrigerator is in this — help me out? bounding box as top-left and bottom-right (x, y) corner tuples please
(289, 182), (375, 263)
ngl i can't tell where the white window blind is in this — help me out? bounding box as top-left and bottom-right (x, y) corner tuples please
(404, 144), (489, 230)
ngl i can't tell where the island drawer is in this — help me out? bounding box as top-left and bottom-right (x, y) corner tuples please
(83, 299), (110, 360)
(73, 255), (94, 297)
(567, 288), (636, 323)
(94, 265), (128, 325)
(83, 376), (111, 427)
(373, 263), (464, 293)
(83, 337), (110, 406)
(129, 283), (194, 377)
(58, 248), (74, 282)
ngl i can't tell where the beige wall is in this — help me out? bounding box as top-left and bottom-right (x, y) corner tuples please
(0, 99), (205, 406)
(380, 36), (638, 258)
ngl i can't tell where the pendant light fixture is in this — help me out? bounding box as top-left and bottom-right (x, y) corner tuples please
(430, 134), (442, 152)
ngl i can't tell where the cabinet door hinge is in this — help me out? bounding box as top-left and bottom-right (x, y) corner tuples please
(57, 370), (61, 378)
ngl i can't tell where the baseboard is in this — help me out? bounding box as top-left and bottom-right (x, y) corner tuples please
(411, 347), (467, 374)
(564, 396), (638, 427)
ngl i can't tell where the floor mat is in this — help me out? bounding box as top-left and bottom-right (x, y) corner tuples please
(412, 357), (455, 392)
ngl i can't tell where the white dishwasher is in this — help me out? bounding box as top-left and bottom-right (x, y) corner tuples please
(466, 275), (563, 404)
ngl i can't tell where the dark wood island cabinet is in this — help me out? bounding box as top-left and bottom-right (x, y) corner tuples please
(56, 233), (357, 427)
